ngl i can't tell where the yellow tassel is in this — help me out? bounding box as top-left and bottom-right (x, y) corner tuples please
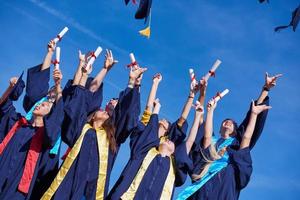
(139, 26), (151, 38)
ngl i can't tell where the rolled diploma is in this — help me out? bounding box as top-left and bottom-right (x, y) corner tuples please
(189, 68), (197, 86)
(86, 46), (102, 68)
(213, 89), (229, 102)
(129, 53), (138, 68)
(204, 59), (222, 81)
(53, 27), (69, 43)
(55, 47), (60, 70)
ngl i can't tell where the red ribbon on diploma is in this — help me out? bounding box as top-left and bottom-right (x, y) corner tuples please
(127, 61), (138, 68)
(209, 70), (216, 77)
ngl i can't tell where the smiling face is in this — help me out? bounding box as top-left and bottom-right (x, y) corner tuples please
(220, 119), (237, 137)
(159, 139), (175, 156)
(33, 101), (52, 117)
(93, 109), (110, 122)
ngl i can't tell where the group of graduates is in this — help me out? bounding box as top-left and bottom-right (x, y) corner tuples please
(0, 38), (281, 200)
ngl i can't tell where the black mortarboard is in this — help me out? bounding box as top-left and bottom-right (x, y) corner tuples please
(124, 0), (130, 5)
(275, 4), (300, 32)
(258, 0), (269, 3)
(135, 0), (152, 22)
(9, 72), (25, 101)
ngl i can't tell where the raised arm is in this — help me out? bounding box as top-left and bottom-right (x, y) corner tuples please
(72, 50), (86, 86)
(43, 69), (64, 147)
(113, 66), (147, 144)
(89, 49), (118, 92)
(240, 102), (271, 149)
(185, 102), (204, 153)
(145, 73), (162, 112)
(257, 72), (282, 104)
(237, 72), (281, 149)
(52, 69), (63, 102)
(140, 73), (162, 125)
(41, 40), (55, 71)
(203, 99), (217, 149)
(0, 77), (18, 105)
(178, 78), (207, 127)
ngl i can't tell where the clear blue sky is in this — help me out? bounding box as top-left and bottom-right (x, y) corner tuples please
(0, 0), (299, 199)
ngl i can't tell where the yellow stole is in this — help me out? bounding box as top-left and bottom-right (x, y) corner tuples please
(41, 124), (109, 200)
(121, 147), (175, 200)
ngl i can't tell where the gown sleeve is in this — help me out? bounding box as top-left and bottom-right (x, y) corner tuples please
(228, 147), (253, 189)
(168, 120), (188, 147)
(0, 76), (25, 140)
(8, 72), (25, 101)
(174, 142), (193, 187)
(130, 114), (160, 157)
(236, 97), (269, 150)
(113, 87), (141, 145)
(86, 81), (103, 115)
(23, 64), (50, 113)
(43, 98), (64, 148)
(62, 86), (89, 147)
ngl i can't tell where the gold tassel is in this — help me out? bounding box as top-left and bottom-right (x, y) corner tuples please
(139, 7), (152, 39)
(139, 26), (151, 38)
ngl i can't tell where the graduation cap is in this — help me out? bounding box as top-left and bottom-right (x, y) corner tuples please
(9, 72), (25, 101)
(258, 0), (269, 3)
(275, 4), (300, 32)
(124, 0), (137, 5)
(135, 0), (152, 21)
(135, 0), (153, 38)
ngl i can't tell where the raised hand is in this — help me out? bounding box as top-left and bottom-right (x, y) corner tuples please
(9, 77), (18, 88)
(153, 73), (162, 84)
(47, 40), (56, 53)
(194, 101), (204, 114)
(104, 49), (118, 71)
(251, 100), (271, 115)
(264, 72), (282, 90)
(130, 67), (147, 80)
(207, 99), (217, 112)
(78, 50), (86, 64)
(53, 69), (63, 86)
(199, 77), (207, 95)
(153, 98), (161, 114)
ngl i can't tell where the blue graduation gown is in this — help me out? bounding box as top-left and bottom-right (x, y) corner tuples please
(0, 75), (25, 141)
(53, 85), (139, 199)
(187, 97), (269, 200)
(0, 98), (64, 200)
(62, 78), (103, 116)
(108, 114), (191, 200)
(22, 64), (62, 199)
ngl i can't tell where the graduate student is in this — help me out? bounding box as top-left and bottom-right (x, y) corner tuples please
(0, 66), (64, 200)
(107, 74), (206, 200)
(177, 72), (281, 200)
(21, 40), (65, 199)
(41, 51), (147, 200)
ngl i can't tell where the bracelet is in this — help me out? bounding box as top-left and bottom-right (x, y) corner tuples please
(263, 86), (270, 91)
(188, 95), (194, 99)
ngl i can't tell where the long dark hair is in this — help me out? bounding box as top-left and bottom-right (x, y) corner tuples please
(102, 117), (117, 153)
(87, 111), (117, 153)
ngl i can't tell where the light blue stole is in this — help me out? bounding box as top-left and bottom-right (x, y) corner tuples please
(176, 136), (235, 200)
(25, 97), (61, 155)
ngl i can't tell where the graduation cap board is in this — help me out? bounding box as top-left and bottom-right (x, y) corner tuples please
(125, 0), (153, 38)
(258, 0), (269, 3)
(275, 4), (300, 32)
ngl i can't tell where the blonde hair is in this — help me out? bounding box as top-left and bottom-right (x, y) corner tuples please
(191, 143), (221, 181)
